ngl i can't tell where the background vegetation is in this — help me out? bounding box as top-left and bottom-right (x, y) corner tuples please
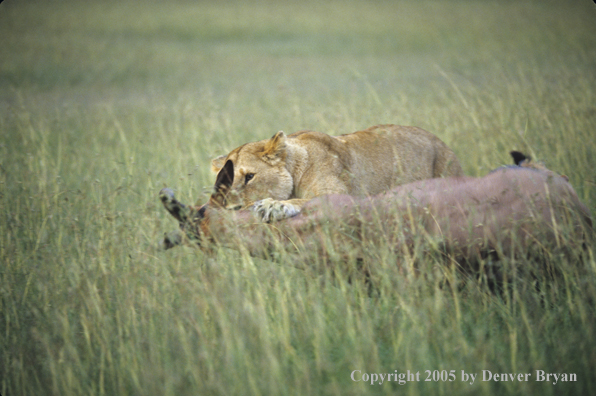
(1, 0), (595, 394)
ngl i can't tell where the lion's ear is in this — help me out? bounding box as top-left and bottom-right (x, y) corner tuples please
(211, 160), (234, 207)
(262, 131), (287, 164)
(211, 155), (227, 173)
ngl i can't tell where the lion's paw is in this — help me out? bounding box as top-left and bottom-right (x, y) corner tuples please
(252, 198), (301, 222)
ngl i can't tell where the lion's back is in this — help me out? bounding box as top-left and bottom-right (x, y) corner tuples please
(332, 124), (463, 194)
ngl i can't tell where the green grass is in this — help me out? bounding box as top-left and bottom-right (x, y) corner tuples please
(1, 0), (596, 394)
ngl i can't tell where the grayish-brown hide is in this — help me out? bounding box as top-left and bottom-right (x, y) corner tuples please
(195, 167), (592, 273)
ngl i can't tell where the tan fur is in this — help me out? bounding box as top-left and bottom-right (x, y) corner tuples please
(211, 124), (463, 221)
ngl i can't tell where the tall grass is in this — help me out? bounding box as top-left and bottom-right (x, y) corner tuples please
(1, 0), (595, 394)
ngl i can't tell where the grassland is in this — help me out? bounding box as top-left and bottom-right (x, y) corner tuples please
(1, 0), (596, 395)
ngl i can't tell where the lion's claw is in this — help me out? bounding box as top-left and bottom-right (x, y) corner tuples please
(252, 198), (301, 222)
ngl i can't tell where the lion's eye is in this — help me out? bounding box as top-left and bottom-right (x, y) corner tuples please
(244, 173), (255, 184)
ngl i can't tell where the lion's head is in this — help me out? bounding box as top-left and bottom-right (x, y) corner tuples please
(210, 131), (295, 209)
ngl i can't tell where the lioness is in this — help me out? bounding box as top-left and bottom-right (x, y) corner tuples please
(210, 124), (463, 221)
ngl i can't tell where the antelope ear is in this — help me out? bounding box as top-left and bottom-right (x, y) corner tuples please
(510, 151), (530, 166)
(211, 155), (227, 173)
(211, 160), (234, 207)
(261, 131), (287, 164)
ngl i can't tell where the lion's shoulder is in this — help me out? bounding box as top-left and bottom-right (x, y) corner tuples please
(286, 130), (351, 159)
